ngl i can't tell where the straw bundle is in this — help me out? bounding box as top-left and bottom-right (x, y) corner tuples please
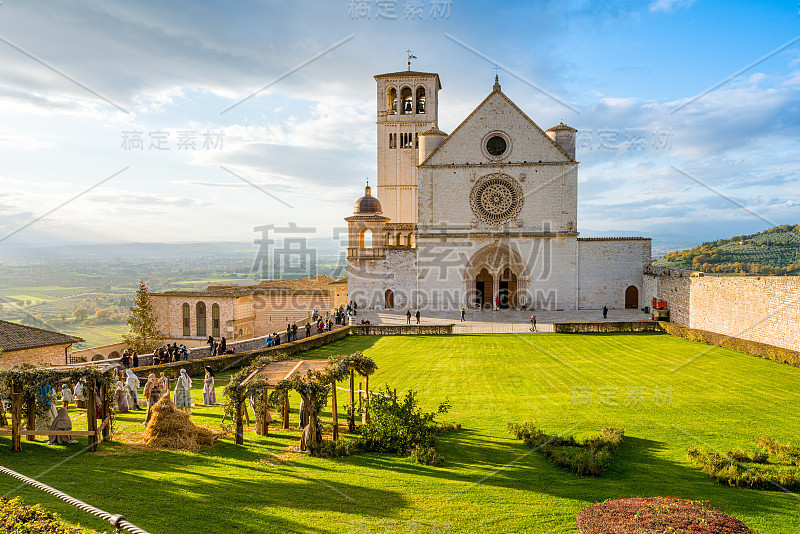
(142, 397), (215, 450)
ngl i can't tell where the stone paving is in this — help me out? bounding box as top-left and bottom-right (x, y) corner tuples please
(356, 308), (652, 333)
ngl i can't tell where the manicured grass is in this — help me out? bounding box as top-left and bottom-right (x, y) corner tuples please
(1, 333), (799, 533)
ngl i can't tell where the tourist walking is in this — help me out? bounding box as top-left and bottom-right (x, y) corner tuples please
(203, 366), (216, 405)
(174, 369), (192, 414)
(460, 308), (466, 322)
(406, 310), (411, 324)
(530, 315), (537, 332)
(415, 309), (421, 324)
(603, 305), (608, 319)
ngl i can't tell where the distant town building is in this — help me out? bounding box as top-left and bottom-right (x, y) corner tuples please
(0, 320), (84, 369)
(151, 275), (336, 341)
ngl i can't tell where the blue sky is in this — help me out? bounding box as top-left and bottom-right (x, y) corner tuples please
(0, 0), (797, 248)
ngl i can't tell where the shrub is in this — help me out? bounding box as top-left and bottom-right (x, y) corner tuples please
(687, 437), (800, 490)
(308, 437), (363, 459)
(410, 445), (445, 466)
(509, 424), (624, 477)
(0, 497), (86, 534)
(359, 388), (450, 455)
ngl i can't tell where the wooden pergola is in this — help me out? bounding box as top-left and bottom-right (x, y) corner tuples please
(7, 362), (121, 453)
(237, 359), (336, 445)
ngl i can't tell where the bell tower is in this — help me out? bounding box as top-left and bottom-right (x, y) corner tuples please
(374, 68), (441, 228)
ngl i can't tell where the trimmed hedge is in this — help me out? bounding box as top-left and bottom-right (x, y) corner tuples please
(554, 321), (660, 333)
(687, 436), (800, 490)
(659, 322), (800, 368)
(509, 423), (624, 477)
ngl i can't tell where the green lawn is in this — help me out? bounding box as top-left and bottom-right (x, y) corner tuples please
(1, 333), (799, 533)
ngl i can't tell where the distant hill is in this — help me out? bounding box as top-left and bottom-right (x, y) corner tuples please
(653, 224), (800, 275)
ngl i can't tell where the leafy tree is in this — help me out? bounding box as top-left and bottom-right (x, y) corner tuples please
(123, 280), (165, 354)
(73, 307), (89, 321)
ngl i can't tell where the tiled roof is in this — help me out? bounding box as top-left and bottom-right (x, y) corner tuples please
(546, 121), (577, 132)
(329, 277), (348, 285)
(155, 275), (337, 298)
(0, 320), (83, 352)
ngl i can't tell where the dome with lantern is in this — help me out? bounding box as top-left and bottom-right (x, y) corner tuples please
(353, 182), (383, 215)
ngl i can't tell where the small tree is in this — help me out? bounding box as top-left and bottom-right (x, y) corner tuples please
(123, 280), (165, 354)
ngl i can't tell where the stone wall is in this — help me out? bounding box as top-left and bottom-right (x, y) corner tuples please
(351, 324), (454, 335)
(643, 267), (800, 352)
(0, 343), (72, 369)
(688, 276), (800, 352)
(348, 248), (418, 310)
(577, 238), (651, 309)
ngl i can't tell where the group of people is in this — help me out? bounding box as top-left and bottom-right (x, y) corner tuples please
(405, 309), (421, 324)
(120, 350), (139, 368)
(153, 343), (190, 365)
(207, 336), (231, 356)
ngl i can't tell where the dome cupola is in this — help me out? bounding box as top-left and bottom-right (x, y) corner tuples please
(353, 181), (382, 215)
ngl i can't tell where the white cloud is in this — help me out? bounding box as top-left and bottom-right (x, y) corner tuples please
(649, 0), (697, 13)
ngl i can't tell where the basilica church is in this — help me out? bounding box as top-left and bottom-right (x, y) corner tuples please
(345, 68), (651, 311)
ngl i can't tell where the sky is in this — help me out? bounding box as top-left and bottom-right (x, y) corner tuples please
(0, 0), (798, 249)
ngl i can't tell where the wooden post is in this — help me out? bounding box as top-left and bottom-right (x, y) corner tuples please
(11, 381), (22, 452)
(235, 394), (244, 445)
(26, 397), (35, 442)
(348, 369), (355, 432)
(282, 390), (290, 430)
(331, 380), (338, 441)
(101, 384), (111, 442)
(393, 388), (397, 401)
(268, 388), (269, 436)
(364, 374), (370, 423)
(86, 381), (98, 452)
(243, 399), (251, 426)
(358, 381), (363, 423)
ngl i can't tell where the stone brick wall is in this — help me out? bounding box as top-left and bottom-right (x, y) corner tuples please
(348, 248), (418, 310)
(553, 321), (659, 333)
(577, 238), (651, 309)
(0, 343), (72, 369)
(688, 276), (800, 352)
(643, 267), (800, 352)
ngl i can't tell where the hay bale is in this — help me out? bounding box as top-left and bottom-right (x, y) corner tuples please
(142, 397), (215, 450)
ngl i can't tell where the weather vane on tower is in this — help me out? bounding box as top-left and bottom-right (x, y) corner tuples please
(407, 50), (417, 71)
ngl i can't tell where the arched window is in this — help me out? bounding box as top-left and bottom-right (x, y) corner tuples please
(396, 232), (404, 246)
(407, 232), (414, 247)
(359, 229), (373, 249)
(387, 87), (397, 115)
(196, 302), (206, 337)
(182, 303), (190, 336)
(385, 232), (391, 246)
(212, 303), (220, 338)
(400, 87), (412, 114)
(416, 86), (426, 114)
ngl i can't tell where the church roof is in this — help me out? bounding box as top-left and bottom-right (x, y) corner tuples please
(419, 83), (576, 166)
(546, 121), (577, 133)
(353, 184), (382, 215)
(154, 275), (336, 297)
(374, 71), (442, 90)
(0, 320), (83, 352)
(419, 126), (447, 136)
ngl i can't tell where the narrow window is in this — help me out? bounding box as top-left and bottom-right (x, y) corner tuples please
(212, 303), (220, 338)
(182, 303), (190, 336)
(416, 87), (426, 114)
(196, 302), (206, 337)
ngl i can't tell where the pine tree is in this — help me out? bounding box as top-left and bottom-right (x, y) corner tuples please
(123, 280), (165, 354)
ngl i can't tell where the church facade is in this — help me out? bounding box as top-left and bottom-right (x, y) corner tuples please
(345, 69), (651, 311)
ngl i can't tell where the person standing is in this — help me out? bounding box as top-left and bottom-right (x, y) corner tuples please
(406, 310), (411, 324)
(530, 315), (537, 332)
(132, 351), (139, 368)
(305, 322), (311, 338)
(143, 373), (163, 426)
(219, 337), (227, 355)
(203, 366), (216, 405)
(460, 308), (466, 322)
(174, 369), (192, 414)
(415, 309), (421, 324)
(603, 305), (608, 319)
(125, 369), (141, 410)
(495, 297), (500, 311)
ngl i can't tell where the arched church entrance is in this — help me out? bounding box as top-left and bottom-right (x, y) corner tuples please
(385, 289), (394, 309)
(475, 268), (493, 309)
(499, 268), (517, 309)
(625, 285), (638, 309)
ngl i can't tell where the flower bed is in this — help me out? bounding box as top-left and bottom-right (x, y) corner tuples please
(576, 497), (752, 534)
(0, 497), (86, 534)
